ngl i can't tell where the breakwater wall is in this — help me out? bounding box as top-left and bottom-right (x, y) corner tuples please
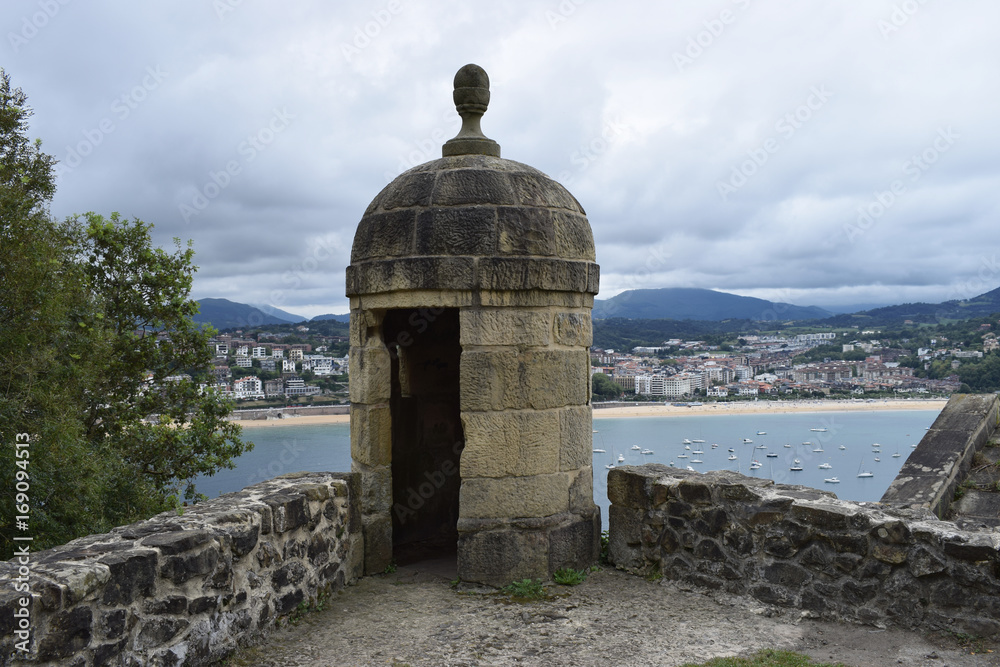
(1, 472), (362, 666)
(228, 405), (350, 421)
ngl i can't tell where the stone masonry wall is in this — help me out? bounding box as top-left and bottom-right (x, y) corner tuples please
(609, 465), (1000, 638)
(1, 472), (362, 666)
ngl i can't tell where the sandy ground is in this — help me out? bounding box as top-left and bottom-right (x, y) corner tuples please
(227, 560), (997, 667)
(232, 399), (947, 428)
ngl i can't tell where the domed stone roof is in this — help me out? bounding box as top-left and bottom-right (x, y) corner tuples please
(346, 65), (598, 299)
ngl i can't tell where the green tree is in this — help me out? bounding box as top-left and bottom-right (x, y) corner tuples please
(592, 373), (623, 400)
(0, 72), (251, 558)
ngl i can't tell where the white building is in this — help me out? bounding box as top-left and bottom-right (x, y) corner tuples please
(235, 356), (252, 368)
(252, 346), (268, 359)
(233, 376), (265, 399)
(282, 359), (297, 373)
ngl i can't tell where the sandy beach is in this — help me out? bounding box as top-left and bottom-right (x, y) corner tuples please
(234, 398), (947, 428)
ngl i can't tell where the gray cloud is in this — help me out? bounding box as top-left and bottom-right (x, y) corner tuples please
(6, 0), (999, 318)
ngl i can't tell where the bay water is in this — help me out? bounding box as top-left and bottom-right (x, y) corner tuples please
(195, 409), (941, 529)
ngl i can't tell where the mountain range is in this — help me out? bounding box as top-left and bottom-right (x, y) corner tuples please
(194, 285), (1000, 332)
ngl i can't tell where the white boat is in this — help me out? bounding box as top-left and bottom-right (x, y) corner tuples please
(818, 463), (833, 470)
(784, 444), (791, 448)
(766, 452), (778, 458)
(692, 449), (704, 455)
(802, 441), (812, 446)
(686, 466), (696, 472)
(749, 460), (762, 470)
(742, 438), (753, 443)
(692, 439), (706, 443)
(592, 448), (606, 453)
(892, 449), (901, 458)
(790, 464), (803, 471)
(605, 463), (615, 469)
(811, 428), (828, 432)
(839, 445), (846, 450)
(691, 459), (703, 464)
(711, 444), (719, 449)
(641, 449), (654, 455)
(728, 454), (738, 460)
(912, 443), (918, 448)
(728, 447), (735, 452)
(756, 444), (767, 450)
(757, 431), (767, 435)
(857, 458), (874, 478)
(682, 439), (692, 444)
(684, 445), (691, 450)
(824, 477), (840, 484)
(813, 447), (824, 453)
(617, 454), (625, 463)
(874, 457), (880, 462)
(677, 454), (689, 459)
(631, 445), (641, 450)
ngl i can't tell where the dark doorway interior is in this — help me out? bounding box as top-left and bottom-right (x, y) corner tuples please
(382, 308), (464, 567)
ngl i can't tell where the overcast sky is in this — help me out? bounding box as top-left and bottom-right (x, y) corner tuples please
(6, 1), (999, 318)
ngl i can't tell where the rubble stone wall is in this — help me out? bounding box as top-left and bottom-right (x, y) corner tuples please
(608, 465), (1000, 638)
(1, 472), (362, 666)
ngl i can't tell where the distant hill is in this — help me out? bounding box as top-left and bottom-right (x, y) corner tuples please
(249, 303), (306, 323)
(592, 288), (832, 321)
(818, 285), (1000, 326)
(310, 313), (351, 323)
(194, 298), (299, 331)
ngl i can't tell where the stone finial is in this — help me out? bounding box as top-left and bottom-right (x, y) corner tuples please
(443, 64), (501, 158)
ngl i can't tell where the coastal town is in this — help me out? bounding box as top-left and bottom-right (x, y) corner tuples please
(591, 326), (1000, 400)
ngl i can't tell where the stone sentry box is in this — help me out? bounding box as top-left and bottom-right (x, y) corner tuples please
(346, 64), (600, 586)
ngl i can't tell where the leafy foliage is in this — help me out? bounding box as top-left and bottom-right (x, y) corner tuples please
(592, 372), (623, 400)
(0, 72), (251, 558)
(552, 567), (588, 586)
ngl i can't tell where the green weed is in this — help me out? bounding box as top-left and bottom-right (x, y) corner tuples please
(552, 567), (588, 586)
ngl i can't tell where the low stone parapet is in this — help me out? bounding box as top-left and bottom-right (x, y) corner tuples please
(1, 472), (362, 666)
(608, 464), (1000, 638)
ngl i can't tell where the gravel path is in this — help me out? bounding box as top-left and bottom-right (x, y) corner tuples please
(226, 559), (999, 667)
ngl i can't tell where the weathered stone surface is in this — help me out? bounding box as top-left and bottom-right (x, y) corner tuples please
(460, 348), (588, 411)
(553, 311), (592, 347)
(568, 467), (595, 512)
(416, 206), (497, 256)
(350, 210), (415, 262)
(348, 346), (392, 404)
(459, 473), (570, 519)
(551, 210), (597, 261)
(548, 511), (600, 572)
(459, 308), (551, 346)
(99, 549), (158, 606)
(477, 257), (593, 294)
(559, 405), (592, 472)
(461, 409), (560, 477)
(431, 168), (516, 206)
(350, 403), (392, 467)
(458, 526), (548, 587)
(36, 607), (92, 661)
(348, 257), (478, 296)
(496, 206), (556, 256)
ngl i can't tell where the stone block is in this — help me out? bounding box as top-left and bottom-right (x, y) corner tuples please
(431, 168), (516, 206)
(349, 309), (383, 347)
(348, 257), (477, 296)
(354, 463), (392, 515)
(99, 549), (158, 606)
(375, 171), (435, 211)
(608, 504), (646, 571)
(362, 514), (392, 576)
(460, 409), (560, 477)
(551, 210), (596, 261)
(789, 502), (854, 530)
(35, 607), (92, 662)
(142, 529), (213, 555)
(478, 289), (590, 309)
(478, 257), (592, 293)
(262, 493), (309, 533)
(350, 210), (415, 262)
(496, 206), (556, 256)
(458, 526), (548, 587)
(559, 405), (592, 471)
(459, 473), (570, 519)
(350, 403), (392, 467)
(416, 206), (497, 256)
(349, 346), (391, 403)
(548, 511), (600, 572)
(507, 170), (584, 212)
(568, 467), (595, 512)
(459, 308), (551, 346)
(553, 311), (592, 347)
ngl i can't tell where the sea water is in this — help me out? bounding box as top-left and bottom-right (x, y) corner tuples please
(194, 409), (940, 529)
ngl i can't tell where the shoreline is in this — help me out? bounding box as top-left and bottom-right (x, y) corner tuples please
(233, 398), (947, 428)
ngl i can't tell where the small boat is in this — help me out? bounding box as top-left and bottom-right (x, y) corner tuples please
(677, 454), (689, 459)
(691, 459), (703, 464)
(872, 443), (881, 448)
(692, 449), (704, 455)
(757, 431), (767, 435)
(749, 460), (762, 470)
(631, 445), (641, 450)
(592, 448), (606, 453)
(605, 464), (615, 469)
(874, 457), (880, 462)
(784, 444), (791, 448)
(711, 443), (719, 449)
(824, 477), (840, 484)
(802, 441), (812, 446)
(857, 458), (874, 478)
(839, 445), (846, 450)
(818, 463), (833, 470)
(617, 454), (625, 463)
(766, 452), (778, 458)
(684, 445), (691, 450)
(813, 447), (824, 453)
(692, 439), (706, 443)
(686, 466), (696, 472)
(790, 464), (803, 471)
(911, 443), (918, 448)
(742, 438), (753, 443)
(728, 447), (735, 452)
(756, 444), (767, 450)
(641, 449), (654, 455)
(892, 449), (901, 458)
(728, 454), (738, 460)
(593, 430), (599, 433)
(811, 428), (828, 432)
(682, 439), (692, 444)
